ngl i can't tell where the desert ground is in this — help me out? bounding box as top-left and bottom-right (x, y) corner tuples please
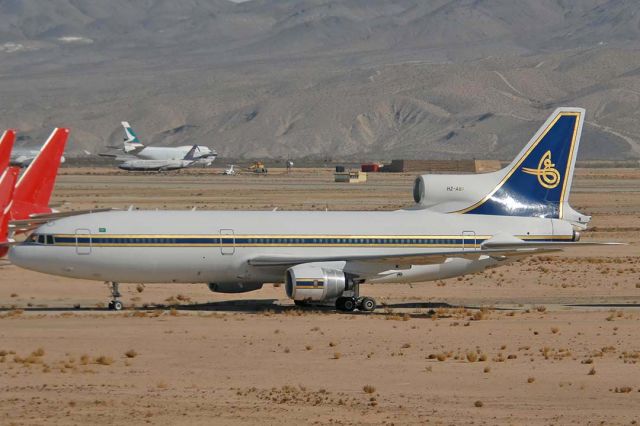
(1, 167), (639, 425)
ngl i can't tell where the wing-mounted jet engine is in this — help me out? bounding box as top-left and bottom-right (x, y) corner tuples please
(285, 263), (376, 311)
(412, 108), (590, 230)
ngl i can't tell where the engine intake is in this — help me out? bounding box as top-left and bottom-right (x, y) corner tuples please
(285, 264), (346, 302)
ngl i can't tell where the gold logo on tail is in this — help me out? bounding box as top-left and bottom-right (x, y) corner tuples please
(521, 150), (560, 189)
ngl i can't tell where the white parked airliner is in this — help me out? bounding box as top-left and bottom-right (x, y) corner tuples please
(100, 122), (217, 168)
(8, 108), (618, 311)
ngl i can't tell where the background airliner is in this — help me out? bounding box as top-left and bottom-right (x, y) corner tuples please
(118, 145), (203, 171)
(8, 108), (618, 312)
(101, 122), (216, 166)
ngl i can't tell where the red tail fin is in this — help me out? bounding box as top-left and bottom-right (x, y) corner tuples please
(0, 130), (16, 172)
(12, 128), (69, 215)
(1, 167), (20, 256)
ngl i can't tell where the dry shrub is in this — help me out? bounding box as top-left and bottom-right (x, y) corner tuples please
(333, 352), (341, 360)
(535, 305), (547, 313)
(176, 294), (191, 302)
(588, 367), (596, 375)
(436, 353), (447, 362)
(401, 343), (411, 349)
(95, 356), (113, 366)
(474, 400), (484, 407)
(551, 327), (559, 334)
(32, 348), (45, 357)
(305, 345), (312, 351)
(363, 385), (376, 394)
(527, 377), (535, 383)
(124, 350), (138, 358)
(483, 367), (491, 373)
(466, 352), (478, 362)
(614, 386), (632, 393)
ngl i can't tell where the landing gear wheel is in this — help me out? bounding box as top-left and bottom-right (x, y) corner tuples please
(294, 300), (310, 307)
(335, 297), (346, 311)
(360, 297), (376, 312)
(107, 282), (123, 311)
(342, 297), (356, 312)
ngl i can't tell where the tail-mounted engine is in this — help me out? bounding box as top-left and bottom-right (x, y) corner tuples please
(285, 264), (347, 302)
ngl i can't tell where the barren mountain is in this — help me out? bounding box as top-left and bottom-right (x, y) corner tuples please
(0, 0), (638, 160)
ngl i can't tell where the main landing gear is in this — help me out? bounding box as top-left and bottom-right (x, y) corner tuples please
(107, 282), (124, 311)
(335, 296), (377, 312)
(335, 280), (377, 312)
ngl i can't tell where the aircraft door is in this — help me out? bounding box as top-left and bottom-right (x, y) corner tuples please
(462, 231), (476, 251)
(220, 229), (235, 255)
(75, 229), (92, 255)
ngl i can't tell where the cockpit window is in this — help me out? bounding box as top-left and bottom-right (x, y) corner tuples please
(29, 234), (55, 245)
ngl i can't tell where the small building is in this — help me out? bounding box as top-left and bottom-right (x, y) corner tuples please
(361, 163), (382, 172)
(384, 159), (501, 173)
(335, 170), (367, 183)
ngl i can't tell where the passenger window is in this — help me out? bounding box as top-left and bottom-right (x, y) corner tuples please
(45, 235), (54, 245)
(37, 235), (45, 245)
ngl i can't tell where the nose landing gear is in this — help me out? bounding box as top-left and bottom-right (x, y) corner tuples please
(107, 282), (124, 311)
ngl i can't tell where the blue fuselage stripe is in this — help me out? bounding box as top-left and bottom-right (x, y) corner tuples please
(28, 235), (572, 247)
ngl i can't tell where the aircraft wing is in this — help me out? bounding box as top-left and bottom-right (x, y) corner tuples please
(9, 208), (115, 233)
(248, 241), (622, 267)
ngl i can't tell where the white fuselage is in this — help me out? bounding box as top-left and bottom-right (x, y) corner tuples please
(135, 146), (214, 161)
(9, 210), (575, 285)
(118, 158), (194, 171)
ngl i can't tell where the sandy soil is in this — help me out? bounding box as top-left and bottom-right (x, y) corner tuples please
(1, 167), (639, 425)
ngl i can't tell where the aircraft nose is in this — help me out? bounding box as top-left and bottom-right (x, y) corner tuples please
(8, 245), (25, 266)
(8, 245), (39, 270)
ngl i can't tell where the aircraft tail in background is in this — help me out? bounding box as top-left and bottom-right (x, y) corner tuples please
(0, 130), (16, 172)
(122, 121), (145, 154)
(0, 167), (19, 257)
(12, 128), (69, 218)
